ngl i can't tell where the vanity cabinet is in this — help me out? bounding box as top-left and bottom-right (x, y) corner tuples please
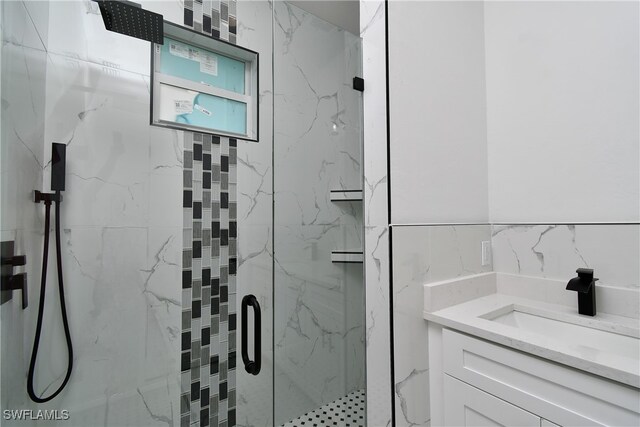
(444, 375), (540, 426)
(433, 328), (640, 426)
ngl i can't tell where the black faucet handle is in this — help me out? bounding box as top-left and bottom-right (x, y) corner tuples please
(576, 268), (594, 279)
(567, 268), (599, 293)
(576, 268), (599, 283)
(1, 273), (28, 309)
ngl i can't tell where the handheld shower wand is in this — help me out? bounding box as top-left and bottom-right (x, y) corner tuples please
(29, 143), (73, 403)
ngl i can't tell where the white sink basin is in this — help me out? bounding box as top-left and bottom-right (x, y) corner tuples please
(485, 306), (640, 360)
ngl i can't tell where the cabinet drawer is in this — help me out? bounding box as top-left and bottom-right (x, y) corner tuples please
(443, 328), (640, 426)
(444, 375), (540, 426)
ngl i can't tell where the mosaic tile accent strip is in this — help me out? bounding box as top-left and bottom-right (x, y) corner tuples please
(184, 0), (238, 44)
(182, 133), (239, 427)
(182, 4), (239, 426)
(282, 390), (366, 427)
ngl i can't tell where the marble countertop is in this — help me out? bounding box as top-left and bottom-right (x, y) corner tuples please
(423, 273), (640, 388)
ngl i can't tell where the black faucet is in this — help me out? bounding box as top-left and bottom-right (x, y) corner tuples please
(566, 268), (598, 316)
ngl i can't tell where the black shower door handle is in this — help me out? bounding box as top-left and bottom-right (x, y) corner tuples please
(241, 294), (261, 375)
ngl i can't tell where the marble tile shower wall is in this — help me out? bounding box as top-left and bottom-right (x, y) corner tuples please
(392, 225), (492, 427)
(231, 1), (275, 426)
(273, 2), (365, 425)
(1, 1), (49, 420)
(1, 1), (184, 425)
(3, 1), (270, 426)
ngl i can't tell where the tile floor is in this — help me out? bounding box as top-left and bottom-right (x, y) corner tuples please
(282, 390), (365, 427)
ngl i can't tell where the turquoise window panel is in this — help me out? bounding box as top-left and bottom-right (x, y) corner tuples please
(173, 91), (247, 135)
(160, 37), (246, 94)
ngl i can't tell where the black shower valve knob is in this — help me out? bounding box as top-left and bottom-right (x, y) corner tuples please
(1, 254), (26, 267)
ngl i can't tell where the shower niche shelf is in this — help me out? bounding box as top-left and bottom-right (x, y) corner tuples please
(330, 189), (363, 202)
(331, 250), (364, 264)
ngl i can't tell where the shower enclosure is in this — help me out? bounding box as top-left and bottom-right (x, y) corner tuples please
(0, 1), (365, 426)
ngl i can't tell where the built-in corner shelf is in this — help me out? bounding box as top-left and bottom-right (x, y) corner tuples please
(330, 190), (363, 202)
(331, 250), (364, 264)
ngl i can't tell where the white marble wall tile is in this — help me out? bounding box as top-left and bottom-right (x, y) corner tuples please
(149, 173), (182, 227)
(21, 1), (50, 49)
(43, 53), (153, 227)
(273, 2), (365, 424)
(492, 224), (640, 289)
(363, 224), (391, 424)
(1, 2), (182, 424)
(1, 10), (48, 418)
(149, 125), (184, 175)
(144, 227), (183, 339)
(1, 1), (48, 52)
(234, 1), (275, 425)
(392, 225), (492, 427)
(46, 1), (150, 76)
(360, 1), (393, 426)
(12, 226), (180, 427)
(103, 376), (178, 427)
(1, 43), (47, 232)
(141, 0), (184, 26)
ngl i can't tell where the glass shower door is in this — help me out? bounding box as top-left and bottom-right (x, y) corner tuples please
(272, 2), (365, 425)
(1, 1), (364, 426)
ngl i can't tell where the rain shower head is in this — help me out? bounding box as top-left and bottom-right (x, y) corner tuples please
(95, 0), (164, 44)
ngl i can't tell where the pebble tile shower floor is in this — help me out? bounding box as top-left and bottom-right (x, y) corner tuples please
(282, 390), (365, 427)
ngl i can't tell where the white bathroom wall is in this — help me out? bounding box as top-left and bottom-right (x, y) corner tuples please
(387, 2), (639, 427)
(386, 2), (490, 425)
(387, 0), (489, 225)
(485, 1), (640, 223)
(387, 0), (640, 225)
(485, 2), (640, 306)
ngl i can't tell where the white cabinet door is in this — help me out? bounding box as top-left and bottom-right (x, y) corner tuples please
(444, 375), (540, 427)
(442, 328), (638, 426)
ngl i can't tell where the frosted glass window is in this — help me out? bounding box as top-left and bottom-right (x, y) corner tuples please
(159, 38), (246, 94)
(157, 84), (247, 135)
(151, 22), (258, 141)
